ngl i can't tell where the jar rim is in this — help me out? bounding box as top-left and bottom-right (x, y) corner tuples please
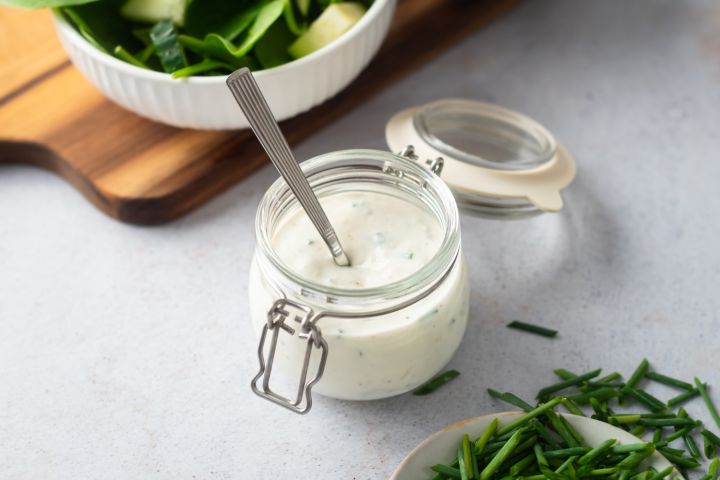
(255, 149), (461, 304)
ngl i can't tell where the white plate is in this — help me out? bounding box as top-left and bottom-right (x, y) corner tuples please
(390, 411), (675, 480)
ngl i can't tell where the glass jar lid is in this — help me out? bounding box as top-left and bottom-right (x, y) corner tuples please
(385, 99), (576, 218)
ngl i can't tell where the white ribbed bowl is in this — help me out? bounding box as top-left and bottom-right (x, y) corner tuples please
(53, 0), (395, 130)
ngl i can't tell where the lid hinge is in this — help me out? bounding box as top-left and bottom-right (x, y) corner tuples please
(399, 145), (444, 175)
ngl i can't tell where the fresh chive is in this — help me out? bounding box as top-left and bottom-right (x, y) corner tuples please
(639, 417), (696, 427)
(488, 389), (533, 412)
(659, 446), (685, 456)
(653, 428), (663, 444)
(578, 439), (617, 465)
(589, 467), (619, 476)
(590, 397), (606, 421)
(546, 411), (578, 447)
(656, 425), (697, 447)
(432, 464), (462, 478)
(630, 425), (647, 437)
(497, 398), (564, 436)
(559, 414), (585, 446)
(544, 447), (591, 458)
(610, 414), (642, 425)
(555, 455), (578, 474)
(509, 452), (535, 476)
(623, 359), (650, 396)
(696, 378), (720, 429)
(668, 388), (701, 407)
(518, 433), (541, 453)
(413, 370), (460, 395)
(462, 434), (475, 479)
(684, 433), (701, 459)
(569, 387), (619, 405)
(458, 447), (469, 480)
(562, 398), (585, 416)
(480, 430), (523, 480)
(617, 445), (656, 470)
(646, 372), (694, 391)
(707, 458), (719, 480)
(706, 434), (718, 460)
(624, 388), (667, 412)
(589, 382), (626, 389)
(598, 372), (624, 383)
(534, 443), (549, 467)
(613, 443), (654, 454)
(703, 430), (720, 447)
(648, 466), (675, 480)
(642, 413), (676, 419)
(507, 321), (557, 338)
(474, 418), (498, 456)
(659, 450), (701, 469)
(537, 370), (602, 400)
(554, 369), (577, 381)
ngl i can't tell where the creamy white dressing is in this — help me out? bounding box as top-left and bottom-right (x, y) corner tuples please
(272, 192), (442, 289)
(248, 190), (469, 400)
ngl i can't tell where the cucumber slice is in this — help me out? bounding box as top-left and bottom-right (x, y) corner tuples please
(288, 2), (366, 59)
(121, 0), (186, 26)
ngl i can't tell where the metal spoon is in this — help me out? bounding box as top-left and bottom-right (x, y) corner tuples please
(226, 68), (351, 267)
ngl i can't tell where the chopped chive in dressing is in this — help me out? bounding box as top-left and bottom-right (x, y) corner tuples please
(420, 308), (440, 322)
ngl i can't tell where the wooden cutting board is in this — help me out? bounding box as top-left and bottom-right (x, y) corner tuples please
(0, 0), (520, 225)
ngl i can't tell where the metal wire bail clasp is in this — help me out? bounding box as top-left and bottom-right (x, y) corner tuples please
(251, 298), (328, 414)
(399, 145), (444, 175)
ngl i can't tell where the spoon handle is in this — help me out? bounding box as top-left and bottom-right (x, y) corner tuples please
(226, 68), (350, 267)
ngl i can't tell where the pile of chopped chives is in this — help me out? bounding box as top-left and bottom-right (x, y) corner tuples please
(428, 359), (719, 480)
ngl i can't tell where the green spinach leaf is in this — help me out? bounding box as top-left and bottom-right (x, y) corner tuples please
(184, 0), (260, 40)
(283, 0), (305, 35)
(61, 1), (141, 54)
(203, 0), (285, 58)
(254, 18), (294, 69)
(178, 34), (255, 69)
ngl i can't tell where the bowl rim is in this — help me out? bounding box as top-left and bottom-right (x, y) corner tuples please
(52, 0), (392, 84)
(389, 411), (676, 480)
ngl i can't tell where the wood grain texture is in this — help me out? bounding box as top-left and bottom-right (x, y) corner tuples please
(0, 0), (520, 225)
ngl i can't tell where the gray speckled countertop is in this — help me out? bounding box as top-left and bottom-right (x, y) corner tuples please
(2, 0), (720, 478)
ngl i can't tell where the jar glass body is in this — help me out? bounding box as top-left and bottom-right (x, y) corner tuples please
(248, 149), (470, 401)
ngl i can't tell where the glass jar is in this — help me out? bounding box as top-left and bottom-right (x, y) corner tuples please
(248, 149), (469, 412)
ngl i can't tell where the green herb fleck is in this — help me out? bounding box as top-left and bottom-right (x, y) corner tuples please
(507, 320), (558, 338)
(412, 370), (460, 396)
(696, 378), (720, 429)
